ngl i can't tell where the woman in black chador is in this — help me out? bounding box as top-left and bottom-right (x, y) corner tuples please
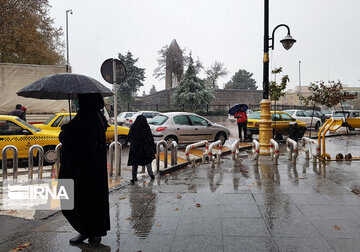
(59, 93), (110, 244)
(127, 115), (156, 184)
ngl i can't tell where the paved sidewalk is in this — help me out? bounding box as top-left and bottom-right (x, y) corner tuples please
(1, 136), (360, 251)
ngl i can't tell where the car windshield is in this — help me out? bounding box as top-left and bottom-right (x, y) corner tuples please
(149, 115), (168, 125)
(283, 110), (294, 116)
(333, 112), (349, 117)
(248, 112), (261, 119)
(16, 118), (41, 132)
(43, 114), (57, 125)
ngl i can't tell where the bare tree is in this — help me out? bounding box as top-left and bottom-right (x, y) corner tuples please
(205, 61), (228, 89)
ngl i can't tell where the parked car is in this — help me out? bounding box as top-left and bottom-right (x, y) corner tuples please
(0, 115), (60, 165)
(332, 110), (360, 129)
(305, 110), (330, 123)
(117, 112), (135, 125)
(322, 110), (334, 118)
(124, 111), (160, 127)
(283, 110), (322, 130)
(34, 113), (130, 145)
(149, 112), (230, 146)
(247, 111), (307, 138)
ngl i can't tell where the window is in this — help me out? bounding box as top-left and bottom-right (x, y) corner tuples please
(272, 113), (281, 121)
(352, 112), (359, 117)
(144, 112), (154, 118)
(52, 116), (64, 127)
(281, 113), (294, 121)
(173, 115), (190, 125)
(43, 114), (57, 125)
(149, 115), (168, 125)
(125, 113), (133, 118)
(248, 112), (261, 119)
(296, 111), (305, 117)
(284, 110), (294, 116)
(0, 121), (24, 135)
(189, 115), (208, 126)
(59, 116), (72, 127)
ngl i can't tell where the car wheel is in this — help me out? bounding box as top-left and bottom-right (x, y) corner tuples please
(165, 135), (178, 147)
(118, 135), (128, 147)
(43, 146), (57, 165)
(215, 132), (227, 145)
(349, 126), (355, 131)
(315, 121), (320, 131)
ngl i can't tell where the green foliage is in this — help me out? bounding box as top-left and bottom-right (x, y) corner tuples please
(224, 69), (257, 90)
(269, 67), (289, 101)
(299, 80), (357, 107)
(0, 0), (64, 64)
(117, 51), (145, 104)
(171, 56), (215, 106)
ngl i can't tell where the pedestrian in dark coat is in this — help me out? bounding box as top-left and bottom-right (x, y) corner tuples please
(59, 93), (110, 244)
(127, 115), (156, 184)
(9, 104), (26, 121)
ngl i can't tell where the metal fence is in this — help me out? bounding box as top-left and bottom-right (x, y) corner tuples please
(116, 103), (320, 115)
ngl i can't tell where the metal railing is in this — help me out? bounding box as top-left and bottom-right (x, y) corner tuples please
(2, 145), (18, 180)
(109, 141), (122, 177)
(55, 143), (62, 179)
(185, 140), (209, 166)
(169, 141), (178, 166)
(28, 145), (44, 179)
(208, 140), (223, 168)
(286, 138), (298, 164)
(231, 140), (241, 166)
(302, 137), (320, 164)
(269, 139), (280, 165)
(156, 140), (168, 171)
(252, 140), (260, 165)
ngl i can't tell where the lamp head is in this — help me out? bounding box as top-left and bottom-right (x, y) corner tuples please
(280, 34), (296, 50)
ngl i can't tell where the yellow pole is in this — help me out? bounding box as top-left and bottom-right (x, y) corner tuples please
(259, 99), (272, 155)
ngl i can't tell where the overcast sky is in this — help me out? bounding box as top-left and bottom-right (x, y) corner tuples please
(49, 0), (360, 94)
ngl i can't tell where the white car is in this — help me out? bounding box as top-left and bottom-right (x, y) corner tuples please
(283, 110), (322, 130)
(117, 112), (135, 125)
(124, 111), (160, 127)
(149, 112), (230, 146)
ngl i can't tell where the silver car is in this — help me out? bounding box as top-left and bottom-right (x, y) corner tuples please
(149, 112), (230, 146)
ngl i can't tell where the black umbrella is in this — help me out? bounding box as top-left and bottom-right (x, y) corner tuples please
(228, 103), (248, 115)
(17, 73), (114, 100)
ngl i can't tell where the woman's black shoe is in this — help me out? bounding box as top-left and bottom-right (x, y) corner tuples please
(150, 175), (155, 180)
(69, 234), (89, 244)
(89, 236), (101, 243)
(130, 178), (137, 184)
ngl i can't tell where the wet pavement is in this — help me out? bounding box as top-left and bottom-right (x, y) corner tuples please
(1, 134), (360, 251)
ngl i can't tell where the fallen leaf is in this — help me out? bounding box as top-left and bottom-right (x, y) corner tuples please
(177, 195), (182, 199)
(145, 196), (152, 199)
(297, 177), (308, 180)
(144, 182), (149, 185)
(333, 225), (341, 230)
(6, 210), (17, 214)
(10, 242), (31, 252)
(196, 203), (201, 208)
(119, 196), (127, 200)
(165, 174), (171, 176)
(175, 208), (179, 211)
(125, 217), (131, 221)
(156, 224), (161, 227)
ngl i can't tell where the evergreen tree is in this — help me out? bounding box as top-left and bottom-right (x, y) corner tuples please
(149, 85), (157, 94)
(171, 56), (214, 107)
(224, 69), (257, 90)
(116, 51), (146, 104)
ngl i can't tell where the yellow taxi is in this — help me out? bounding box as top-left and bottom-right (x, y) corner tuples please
(33, 113), (130, 145)
(247, 111), (307, 138)
(0, 115), (60, 164)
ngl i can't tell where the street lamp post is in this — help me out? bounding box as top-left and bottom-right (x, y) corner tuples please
(66, 9), (73, 73)
(299, 60), (302, 105)
(259, 0), (296, 155)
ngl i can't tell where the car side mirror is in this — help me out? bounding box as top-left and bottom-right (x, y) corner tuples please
(208, 122), (212, 126)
